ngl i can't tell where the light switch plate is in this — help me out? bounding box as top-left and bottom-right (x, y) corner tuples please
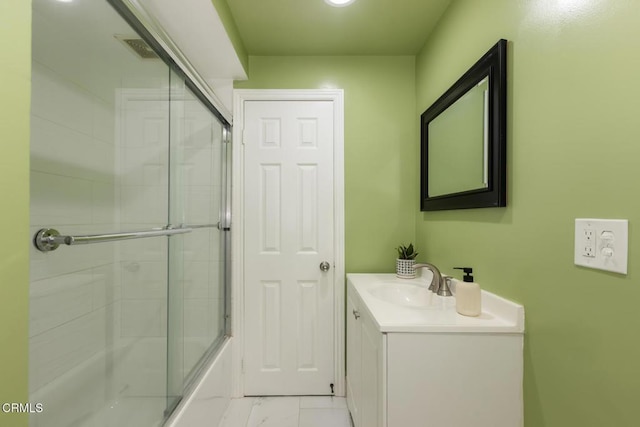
(574, 219), (628, 274)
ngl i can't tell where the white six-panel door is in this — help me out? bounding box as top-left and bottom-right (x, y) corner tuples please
(243, 100), (335, 395)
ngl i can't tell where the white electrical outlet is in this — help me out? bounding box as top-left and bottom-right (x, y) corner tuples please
(574, 219), (628, 274)
(582, 227), (596, 258)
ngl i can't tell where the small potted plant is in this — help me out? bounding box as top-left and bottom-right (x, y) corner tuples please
(396, 243), (419, 278)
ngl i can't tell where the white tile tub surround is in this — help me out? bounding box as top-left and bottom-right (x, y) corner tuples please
(29, 63), (120, 276)
(120, 299), (167, 337)
(120, 146), (168, 187)
(117, 337), (168, 397)
(29, 308), (107, 392)
(30, 62), (97, 138)
(88, 397), (165, 427)
(119, 186), (168, 224)
(30, 350), (113, 427)
(30, 347), (166, 427)
(29, 58), (123, 418)
(183, 260), (210, 299)
(30, 172), (95, 227)
(218, 396), (352, 427)
(29, 272), (96, 337)
(30, 115), (116, 183)
(118, 229), (169, 262)
(185, 299), (211, 338)
(121, 260), (168, 299)
(27, 54), (177, 427)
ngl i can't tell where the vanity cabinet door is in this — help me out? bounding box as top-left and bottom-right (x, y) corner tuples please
(386, 333), (523, 427)
(360, 309), (384, 427)
(346, 283), (385, 427)
(346, 292), (361, 426)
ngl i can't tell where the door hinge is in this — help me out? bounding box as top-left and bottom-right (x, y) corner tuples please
(330, 383), (335, 395)
(241, 359), (245, 373)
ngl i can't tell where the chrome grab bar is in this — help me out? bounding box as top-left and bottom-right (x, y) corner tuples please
(34, 226), (193, 253)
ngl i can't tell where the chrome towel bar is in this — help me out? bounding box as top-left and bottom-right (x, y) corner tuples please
(34, 227), (193, 253)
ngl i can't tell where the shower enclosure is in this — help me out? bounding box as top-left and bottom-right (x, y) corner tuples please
(29, 0), (230, 425)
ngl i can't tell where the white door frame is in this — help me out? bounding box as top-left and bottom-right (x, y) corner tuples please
(231, 89), (345, 397)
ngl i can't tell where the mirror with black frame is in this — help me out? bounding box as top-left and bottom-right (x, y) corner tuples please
(420, 39), (507, 211)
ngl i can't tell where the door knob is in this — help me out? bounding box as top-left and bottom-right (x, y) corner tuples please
(320, 261), (330, 272)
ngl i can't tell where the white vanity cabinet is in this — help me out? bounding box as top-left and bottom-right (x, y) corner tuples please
(346, 287), (384, 427)
(346, 274), (525, 427)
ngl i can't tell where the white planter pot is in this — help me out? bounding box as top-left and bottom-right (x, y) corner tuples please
(396, 259), (416, 279)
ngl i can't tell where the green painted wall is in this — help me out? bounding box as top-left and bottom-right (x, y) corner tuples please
(415, 1), (640, 426)
(235, 56), (416, 272)
(0, 1), (30, 426)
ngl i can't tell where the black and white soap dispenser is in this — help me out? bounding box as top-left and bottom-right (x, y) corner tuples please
(454, 267), (481, 317)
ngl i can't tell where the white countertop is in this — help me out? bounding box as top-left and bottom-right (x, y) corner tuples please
(347, 273), (525, 334)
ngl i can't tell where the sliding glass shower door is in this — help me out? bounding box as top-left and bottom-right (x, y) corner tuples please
(29, 1), (229, 426)
(166, 69), (228, 413)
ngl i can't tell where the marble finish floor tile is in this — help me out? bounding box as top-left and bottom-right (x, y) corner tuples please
(299, 396), (348, 409)
(218, 398), (256, 427)
(299, 408), (351, 427)
(246, 397), (300, 427)
(218, 397), (352, 427)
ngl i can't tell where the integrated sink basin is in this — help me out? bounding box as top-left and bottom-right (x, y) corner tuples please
(348, 273), (525, 333)
(367, 280), (455, 309)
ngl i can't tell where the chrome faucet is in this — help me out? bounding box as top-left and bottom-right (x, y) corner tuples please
(413, 263), (453, 296)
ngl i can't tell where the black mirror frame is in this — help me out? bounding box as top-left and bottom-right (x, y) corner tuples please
(420, 39), (507, 211)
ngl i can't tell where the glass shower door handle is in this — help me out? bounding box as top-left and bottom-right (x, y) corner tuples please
(216, 221), (231, 231)
(176, 222), (230, 231)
